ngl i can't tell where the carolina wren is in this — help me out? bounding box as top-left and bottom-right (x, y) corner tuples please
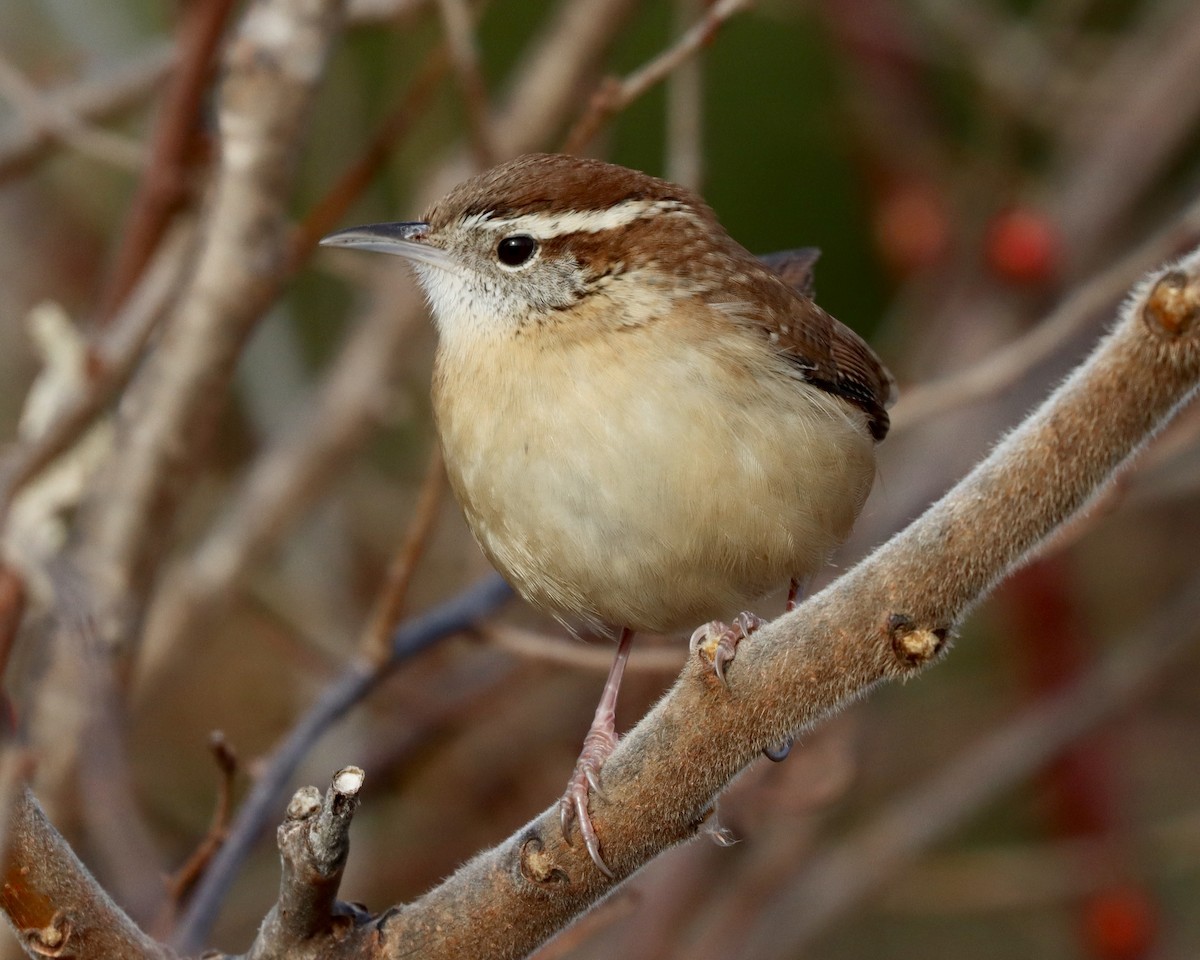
(322, 153), (894, 875)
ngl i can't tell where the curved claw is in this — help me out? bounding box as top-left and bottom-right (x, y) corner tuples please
(560, 764), (614, 878)
(560, 794), (574, 838)
(560, 728), (617, 878)
(575, 790), (613, 878)
(692, 614), (765, 687)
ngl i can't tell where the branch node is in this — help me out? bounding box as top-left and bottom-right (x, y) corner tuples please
(23, 910), (72, 957)
(1142, 269), (1200, 336)
(888, 614), (948, 667)
(519, 833), (569, 885)
(285, 785), (322, 821)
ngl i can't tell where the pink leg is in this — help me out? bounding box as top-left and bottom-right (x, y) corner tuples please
(786, 577), (803, 612)
(560, 627), (634, 877)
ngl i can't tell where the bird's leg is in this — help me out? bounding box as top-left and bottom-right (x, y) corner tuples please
(690, 612), (764, 685)
(560, 627), (634, 878)
(786, 577), (805, 611)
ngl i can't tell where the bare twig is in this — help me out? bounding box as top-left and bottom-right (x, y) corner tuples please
(287, 43), (451, 265)
(490, 0), (645, 159)
(434, 0), (497, 168)
(664, 0), (706, 190)
(171, 574), (512, 953)
(359, 448), (447, 663)
(0, 45), (173, 182)
(1051, 4), (1200, 271)
(0, 52), (146, 172)
(0, 224), (192, 528)
(562, 0), (752, 155)
(96, 0), (240, 322)
(163, 732), (239, 910)
(892, 192), (1200, 430)
(483, 623), (684, 674)
(367, 251), (1200, 958)
(138, 283), (427, 662)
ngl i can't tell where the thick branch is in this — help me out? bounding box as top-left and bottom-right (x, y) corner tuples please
(76, 0), (345, 662)
(709, 569), (1200, 958)
(371, 255), (1200, 958)
(0, 788), (174, 960)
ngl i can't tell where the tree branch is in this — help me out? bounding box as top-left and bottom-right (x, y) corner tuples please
(75, 0), (346, 667)
(700, 568), (1200, 958)
(367, 252), (1200, 958)
(244, 768), (366, 960)
(171, 574), (512, 953)
(0, 788), (175, 960)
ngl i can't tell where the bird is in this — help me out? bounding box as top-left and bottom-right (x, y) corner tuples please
(321, 153), (894, 876)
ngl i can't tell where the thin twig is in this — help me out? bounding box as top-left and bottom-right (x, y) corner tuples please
(490, 0), (646, 158)
(0, 52), (146, 172)
(434, 0), (497, 168)
(561, 0), (752, 155)
(360, 447), (448, 662)
(0, 44), (173, 182)
(1050, 4), (1200, 272)
(0, 223), (193, 528)
(96, 0), (240, 322)
(138, 282), (427, 661)
(892, 192), (1200, 430)
(163, 732), (239, 909)
(664, 0), (706, 190)
(483, 623), (684, 674)
(288, 43), (451, 266)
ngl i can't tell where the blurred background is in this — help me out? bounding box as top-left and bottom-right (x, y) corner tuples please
(1, 0), (1199, 957)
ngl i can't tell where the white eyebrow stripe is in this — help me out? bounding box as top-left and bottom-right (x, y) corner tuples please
(462, 199), (689, 238)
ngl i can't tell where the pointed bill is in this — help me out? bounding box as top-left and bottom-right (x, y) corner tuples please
(319, 221), (455, 271)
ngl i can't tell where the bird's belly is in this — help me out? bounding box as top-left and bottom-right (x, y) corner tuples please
(434, 333), (874, 635)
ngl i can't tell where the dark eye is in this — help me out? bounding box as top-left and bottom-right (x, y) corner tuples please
(497, 234), (538, 267)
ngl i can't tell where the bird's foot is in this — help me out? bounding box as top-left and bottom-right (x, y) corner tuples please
(559, 722), (618, 878)
(689, 611), (764, 686)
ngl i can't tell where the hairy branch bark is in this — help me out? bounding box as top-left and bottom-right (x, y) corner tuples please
(368, 253), (1200, 958)
(0, 788), (174, 960)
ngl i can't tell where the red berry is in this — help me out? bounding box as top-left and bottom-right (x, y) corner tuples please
(985, 207), (1060, 285)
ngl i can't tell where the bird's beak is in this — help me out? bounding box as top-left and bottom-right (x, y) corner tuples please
(319, 221), (455, 271)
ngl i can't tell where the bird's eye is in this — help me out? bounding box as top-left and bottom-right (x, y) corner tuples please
(497, 234), (538, 267)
